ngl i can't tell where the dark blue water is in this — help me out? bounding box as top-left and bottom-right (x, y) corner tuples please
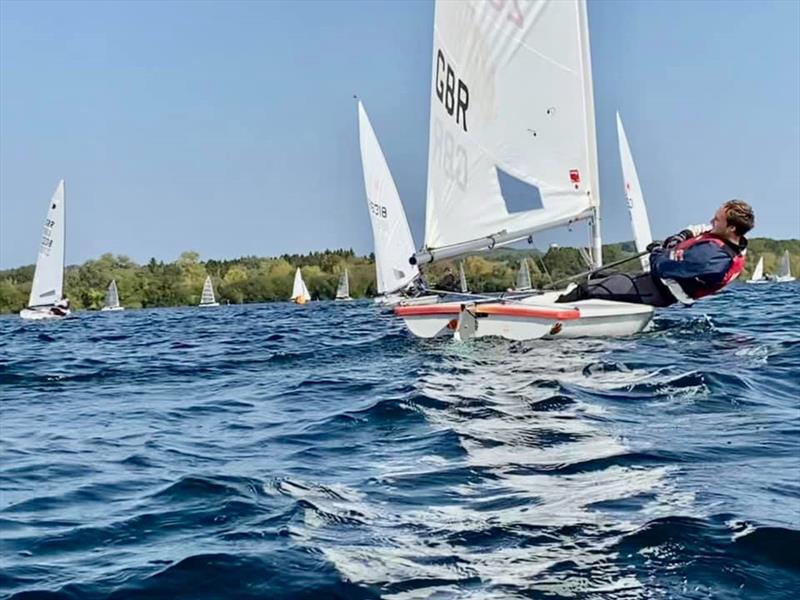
(1, 283), (798, 599)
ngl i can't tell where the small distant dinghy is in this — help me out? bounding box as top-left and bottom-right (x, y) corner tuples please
(394, 0), (655, 340)
(775, 251), (795, 283)
(198, 275), (220, 307)
(747, 256), (768, 284)
(291, 268), (311, 304)
(20, 180), (71, 320)
(617, 112), (654, 270)
(514, 259), (533, 292)
(357, 101), (438, 309)
(459, 261), (469, 294)
(101, 279), (124, 311)
(335, 269), (352, 301)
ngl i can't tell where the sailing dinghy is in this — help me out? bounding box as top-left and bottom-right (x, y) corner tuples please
(198, 275), (220, 307)
(747, 256), (767, 284)
(458, 261), (469, 294)
(20, 180), (71, 320)
(357, 101), (438, 308)
(291, 268), (311, 304)
(101, 279), (124, 311)
(335, 269), (353, 301)
(394, 0), (654, 340)
(617, 113), (653, 270)
(775, 251), (795, 283)
(514, 259), (533, 292)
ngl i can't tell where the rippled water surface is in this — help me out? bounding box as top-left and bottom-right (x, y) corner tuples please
(2, 283), (799, 599)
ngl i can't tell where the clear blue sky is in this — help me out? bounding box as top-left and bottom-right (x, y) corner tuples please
(1, 0), (798, 268)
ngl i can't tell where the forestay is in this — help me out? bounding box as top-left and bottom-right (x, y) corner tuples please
(422, 0), (600, 261)
(616, 113), (653, 270)
(28, 180), (66, 308)
(358, 102), (420, 294)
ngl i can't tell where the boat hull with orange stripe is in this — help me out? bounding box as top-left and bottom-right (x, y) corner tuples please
(394, 295), (654, 340)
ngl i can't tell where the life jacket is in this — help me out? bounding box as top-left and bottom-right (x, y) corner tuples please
(661, 233), (746, 303)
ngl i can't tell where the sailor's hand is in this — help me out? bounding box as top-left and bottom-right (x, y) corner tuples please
(646, 241), (661, 253)
(684, 223), (711, 238)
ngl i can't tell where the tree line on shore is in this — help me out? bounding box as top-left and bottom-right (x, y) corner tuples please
(0, 239), (796, 313)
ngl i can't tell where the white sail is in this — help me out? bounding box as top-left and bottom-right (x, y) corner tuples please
(336, 269), (351, 299)
(749, 256), (764, 282)
(459, 261), (468, 293)
(776, 251), (793, 280)
(105, 279), (120, 309)
(516, 258), (532, 291)
(291, 268), (311, 301)
(616, 113), (653, 270)
(28, 180), (66, 308)
(358, 101), (420, 294)
(422, 0), (599, 262)
(200, 275), (217, 305)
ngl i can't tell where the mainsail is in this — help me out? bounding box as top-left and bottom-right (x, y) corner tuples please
(200, 275), (217, 305)
(105, 279), (120, 309)
(516, 258), (532, 291)
(777, 251), (792, 280)
(749, 256), (764, 282)
(358, 101), (420, 294)
(459, 261), (469, 293)
(291, 268), (311, 302)
(336, 269), (351, 299)
(419, 0), (601, 265)
(28, 180), (66, 308)
(616, 113), (653, 270)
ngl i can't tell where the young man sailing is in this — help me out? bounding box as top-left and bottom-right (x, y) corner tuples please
(557, 200), (754, 307)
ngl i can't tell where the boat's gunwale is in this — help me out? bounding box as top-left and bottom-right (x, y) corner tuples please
(395, 302), (580, 321)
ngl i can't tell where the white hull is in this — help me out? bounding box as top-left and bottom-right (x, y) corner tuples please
(775, 276), (796, 283)
(20, 307), (71, 320)
(199, 302), (220, 308)
(335, 296), (353, 302)
(396, 293), (653, 341)
(101, 306), (124, 311)
(746, 279), (770, 284)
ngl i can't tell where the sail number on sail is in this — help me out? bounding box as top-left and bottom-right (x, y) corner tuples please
(368, 200), (388, 219)
(40, 219), (56, 255)
(435, 49), (469, 133)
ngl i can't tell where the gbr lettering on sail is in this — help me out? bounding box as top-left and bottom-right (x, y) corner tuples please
(433, 49), (469, 190)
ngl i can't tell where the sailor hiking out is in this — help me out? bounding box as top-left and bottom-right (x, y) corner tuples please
(557, 200), (753, 307)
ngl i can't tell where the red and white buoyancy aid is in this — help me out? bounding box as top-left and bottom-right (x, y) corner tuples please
(661, 233), (746, 304)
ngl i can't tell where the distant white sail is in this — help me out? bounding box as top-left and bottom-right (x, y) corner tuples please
(422, 0), (599, 261)
(28, 180), (66, 308)
(616, 113), (653, 270)
(336, 269), (351, 299)
(459, 261), (468, 294)
(199, 275), (218, 306)
(749, 256), (764, 282)
(291, 268), (311, 302)
(358, 101), (420, 294)
(516, 258), (532, 291)
(104, 279), (120, 309)
(776, 250), (795, 282)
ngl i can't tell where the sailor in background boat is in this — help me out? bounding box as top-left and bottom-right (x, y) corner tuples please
(50, 297), (70, 317)
(557, 200), (754, 307)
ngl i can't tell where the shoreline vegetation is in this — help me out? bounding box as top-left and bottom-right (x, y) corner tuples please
(1, 238), (797, 314)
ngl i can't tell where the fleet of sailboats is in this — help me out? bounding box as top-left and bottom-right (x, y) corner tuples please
(13, 2), (788, 323)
